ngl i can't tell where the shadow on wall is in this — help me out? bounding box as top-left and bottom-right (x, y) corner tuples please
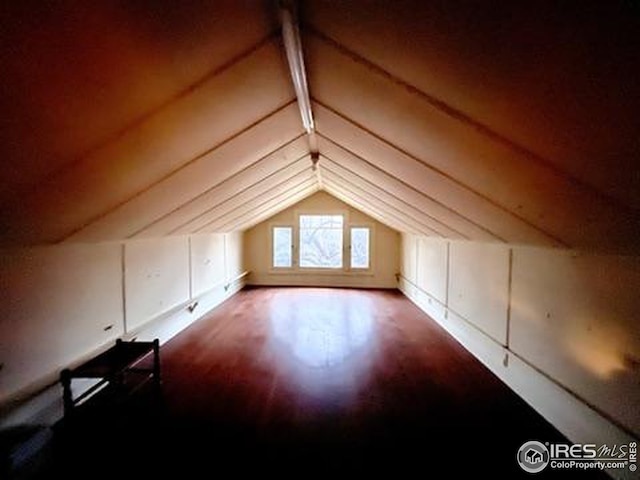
(508, 246), (640, 435)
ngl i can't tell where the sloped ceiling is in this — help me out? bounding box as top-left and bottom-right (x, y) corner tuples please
(0, 1), (638, 253)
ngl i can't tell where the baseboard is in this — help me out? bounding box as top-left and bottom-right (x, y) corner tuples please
(247, 282), (396, 290)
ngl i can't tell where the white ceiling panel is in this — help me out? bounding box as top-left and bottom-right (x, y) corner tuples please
(68, 105), (305, 242)
(0, 39), (294, 246)
(207, 181), (319, 233)
(177, 167), (316, 235)
(0, 2), (636, 253)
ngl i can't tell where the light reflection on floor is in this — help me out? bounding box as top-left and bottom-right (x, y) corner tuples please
(266, 289), (378, 403)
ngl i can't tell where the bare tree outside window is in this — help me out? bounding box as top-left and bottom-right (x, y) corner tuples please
(350, 227), (370, 269)
(299, 215), (343, 268)
(273, 227), (292, 267)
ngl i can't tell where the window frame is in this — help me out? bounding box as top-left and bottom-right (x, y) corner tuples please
(269, 224), (295, 270)
(349, 224), (373, 271)
(268, 210), (374, 276)
(298, 213), (345, 270)
(294, 208), (347, 273)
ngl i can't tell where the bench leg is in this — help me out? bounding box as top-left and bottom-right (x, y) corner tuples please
(152, 339), (161, 387)
(61, 369), (73, 417)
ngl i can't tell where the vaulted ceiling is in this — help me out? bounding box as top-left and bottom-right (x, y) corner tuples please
(0, 1), (638, 253)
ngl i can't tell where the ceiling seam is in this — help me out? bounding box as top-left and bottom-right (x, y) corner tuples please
(325, 190), (418, 234)
(322, 178), (437, 237)
(320, 153), (469, 239)
(194, 171), (317, 233)
(210, 178), (319, 233)
(304, 25), (637, 215)
(57, 100), (298, 243)
(127, 136), (308, 238)
(0, 30), (281, 213)
(158, 154), (311, 237)
(323, 185), (419, 235)
(222, 186), (319, 233)
(316, 132), (505, 242)
(314, 102), (567, 247)
(321, 183), (420, 235)
(320, 168), (444, 237)
(321, 166), (445, 237)
(169, 164), (315, 235)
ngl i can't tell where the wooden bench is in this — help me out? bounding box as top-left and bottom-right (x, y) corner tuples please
(60, 339), (160, 417)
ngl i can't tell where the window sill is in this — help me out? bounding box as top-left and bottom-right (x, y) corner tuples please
(268, 268), (374, 277)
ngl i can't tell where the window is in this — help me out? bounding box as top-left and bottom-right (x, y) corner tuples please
(272, 226), (293, 268)
(350, 227), (370, 269)
(299, 214), (343, 268)
(270, 214), (372, 272)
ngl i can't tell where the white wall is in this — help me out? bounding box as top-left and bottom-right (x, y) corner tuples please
(245, 191), (399, 288)
(448, 242), (510, 345)
(399, 235), (640, 477)
(509, 247), (640, 435)
(125, 236), (190, 332)
(0, 232), (244, 408)
(224, 231), (244, 280)
(0, 243), (123, 403)
(191, 233), (226, 297)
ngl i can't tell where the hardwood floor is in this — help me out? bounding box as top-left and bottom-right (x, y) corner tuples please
(51, 287), (606, 478)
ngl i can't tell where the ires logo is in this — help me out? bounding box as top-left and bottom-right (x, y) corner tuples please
(517, 441), (549, 473)
(548, 443), (597, 458)
(518, 441), (637, 474)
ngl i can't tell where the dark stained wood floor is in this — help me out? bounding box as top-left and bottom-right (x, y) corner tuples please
(51, 287), (606, 478)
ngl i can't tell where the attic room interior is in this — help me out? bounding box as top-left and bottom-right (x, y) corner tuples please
(0, 1), (638, 477)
